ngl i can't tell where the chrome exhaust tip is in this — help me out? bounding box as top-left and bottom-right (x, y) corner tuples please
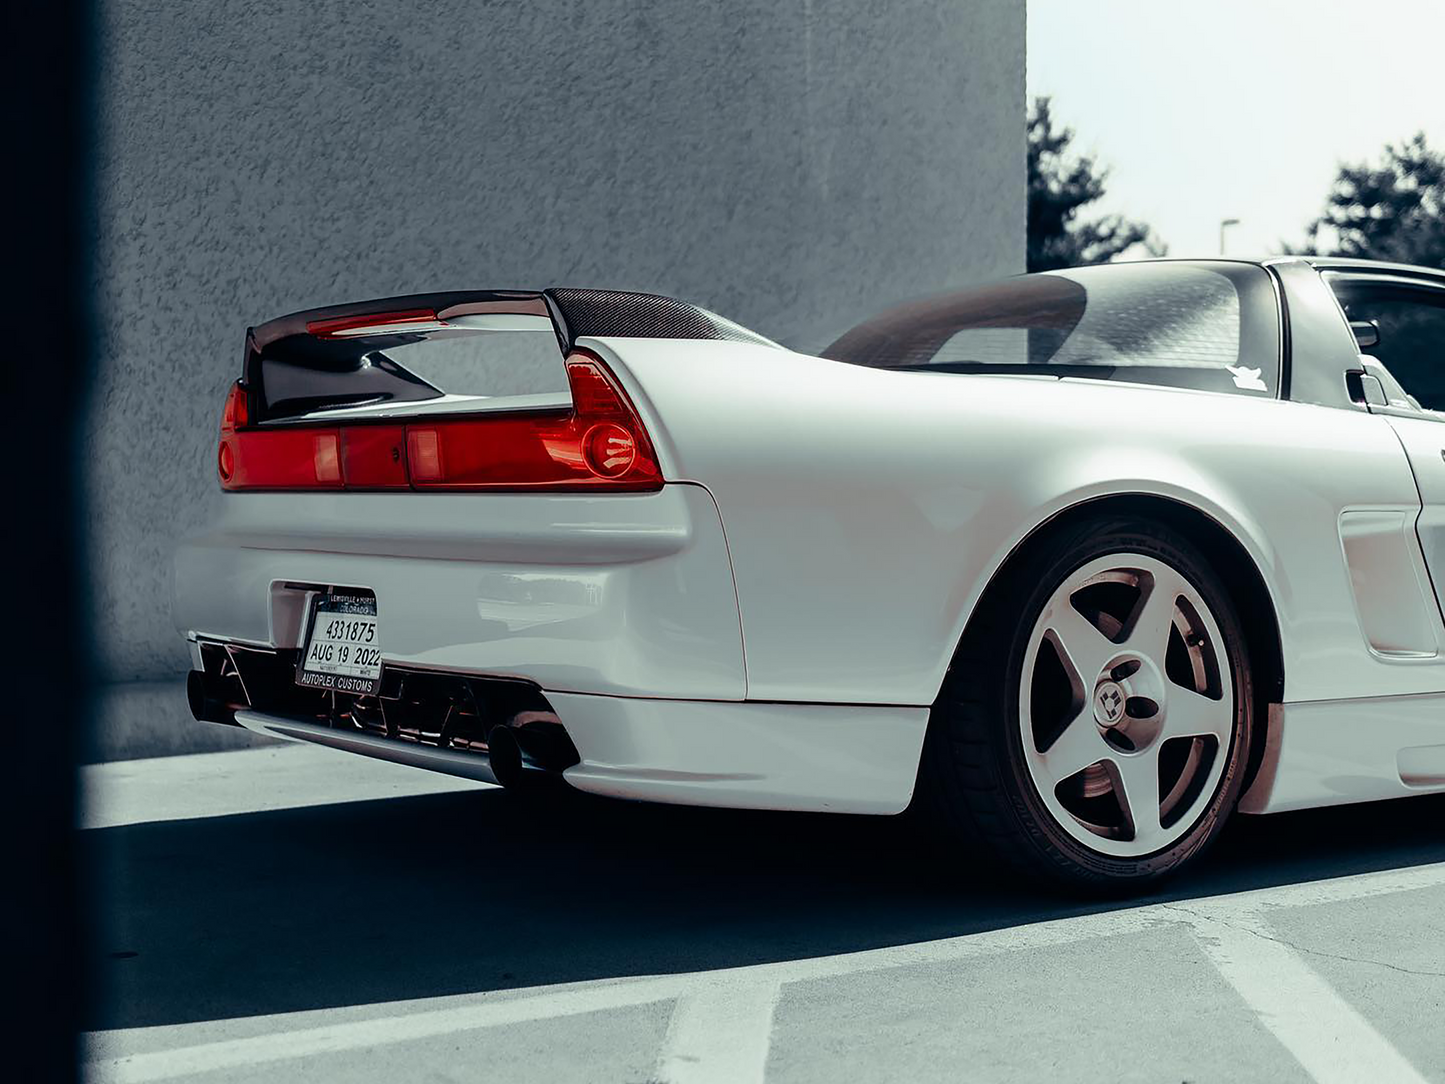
(187, 669), (240, 726)
(487, 724), (526, 789)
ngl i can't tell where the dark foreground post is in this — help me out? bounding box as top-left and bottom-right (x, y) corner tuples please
(4, 0), (95, 1079)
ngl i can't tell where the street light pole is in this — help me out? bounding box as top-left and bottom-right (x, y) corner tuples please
(1220, 218), (1241, 256)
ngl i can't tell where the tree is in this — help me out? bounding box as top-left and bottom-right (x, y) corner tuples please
(1296, 133), (1445, 267)
(1027, 96), (1162, 272)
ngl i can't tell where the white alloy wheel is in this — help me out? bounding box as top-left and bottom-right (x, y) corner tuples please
(1018, 552), (1234, 858)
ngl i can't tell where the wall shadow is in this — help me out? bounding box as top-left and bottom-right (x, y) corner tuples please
(87, 786), (1445, 1030)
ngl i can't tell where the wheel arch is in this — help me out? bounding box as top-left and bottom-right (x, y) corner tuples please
(952, 491), (1285, 793)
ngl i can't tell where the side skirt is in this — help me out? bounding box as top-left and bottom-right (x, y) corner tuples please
(1239, 694), (1445, 813)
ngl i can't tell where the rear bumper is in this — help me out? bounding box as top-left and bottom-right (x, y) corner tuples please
(551, 692), (928, 813)
(228, 692), (928, 814)
(173, 484), (744, 699)
(176, 484), (931, 814)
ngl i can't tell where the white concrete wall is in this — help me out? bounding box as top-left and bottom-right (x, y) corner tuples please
(89, 0), (1026, 758)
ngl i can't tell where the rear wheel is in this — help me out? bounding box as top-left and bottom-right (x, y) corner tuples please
(920, 516), (1255, 890)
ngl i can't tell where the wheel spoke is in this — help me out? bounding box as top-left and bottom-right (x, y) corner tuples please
(1015, 548), (1238, 862)
(1123, 568), (1182, 660)
(1114, 754), (1162, 843)
(1040, 711), (1109, 783)
(1045, 604), (1116, 690)
(1165, 686), (1231, 742)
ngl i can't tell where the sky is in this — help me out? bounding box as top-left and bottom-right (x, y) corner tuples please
(1027, 0), (1445, 258)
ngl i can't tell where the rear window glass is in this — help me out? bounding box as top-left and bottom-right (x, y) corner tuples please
(823, 261), (1280, 397)
(380, 331), (568, 398)
(255, 329), (569, 421)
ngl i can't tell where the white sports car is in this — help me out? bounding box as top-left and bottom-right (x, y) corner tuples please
(175, 256), (1445, 888)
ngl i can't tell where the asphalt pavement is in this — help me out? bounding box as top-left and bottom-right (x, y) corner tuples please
(82, 744), (1445, 1083)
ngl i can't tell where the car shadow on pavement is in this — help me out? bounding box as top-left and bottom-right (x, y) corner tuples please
(86, 784), (1445, 1030)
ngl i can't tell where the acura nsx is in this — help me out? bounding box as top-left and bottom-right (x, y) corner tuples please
(174, 257), (1445, 887)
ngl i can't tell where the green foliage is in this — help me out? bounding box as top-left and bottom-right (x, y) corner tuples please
(1027, 96), (1162, 272)
(1296, 133), (1445, 268)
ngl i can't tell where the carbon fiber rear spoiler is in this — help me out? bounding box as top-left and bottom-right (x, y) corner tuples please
(250, 288), (776, 354)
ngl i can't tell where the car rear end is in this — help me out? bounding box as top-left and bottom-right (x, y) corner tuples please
(175, 291), (747, 791)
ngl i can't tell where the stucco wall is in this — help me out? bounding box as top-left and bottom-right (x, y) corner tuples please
(90, 0), (1026, 759)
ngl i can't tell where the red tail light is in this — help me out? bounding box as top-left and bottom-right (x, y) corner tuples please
(219, 423), (344, 490)
(340, 425), (409, 488)
(217, 351), (663, 493)
(221, 380), (249, 429)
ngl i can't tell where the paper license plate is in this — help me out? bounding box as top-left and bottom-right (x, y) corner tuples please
(296, 591), (382, 694)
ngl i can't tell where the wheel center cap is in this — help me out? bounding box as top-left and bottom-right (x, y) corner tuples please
(1093, 680), (1126, 726)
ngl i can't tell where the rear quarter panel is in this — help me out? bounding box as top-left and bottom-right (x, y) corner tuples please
(587, 337), (1445, 706)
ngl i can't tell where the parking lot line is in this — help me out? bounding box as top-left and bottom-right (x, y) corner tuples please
(1184, 908), (1428, 1084)
(655, 978), (782, 1084)
(90, 982), (680, 1084)
(87, 860), (1445, 1083)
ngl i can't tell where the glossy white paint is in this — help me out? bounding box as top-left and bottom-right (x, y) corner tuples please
(1384, 413), (1445, 620)
(1239, 695), (1445, 813)
(551, 692), (929, 813)
(590, 336), (1445, 708)
(1337, 510), (1441, 657)
(174, 484), (745, 699)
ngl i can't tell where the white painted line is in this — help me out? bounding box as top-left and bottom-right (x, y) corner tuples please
(1183, 908), (1428, 1084)
(90, 983), (677, 1084)
(724, 859), (1445, 991)
(1184, 861), (1445, 913)
(85, 861), (1445, 1082)
(83, 913), (1164, 1082)
(655, 979), (781, 1084)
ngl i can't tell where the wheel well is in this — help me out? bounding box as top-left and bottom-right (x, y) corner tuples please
(969, 493), (1284, 790)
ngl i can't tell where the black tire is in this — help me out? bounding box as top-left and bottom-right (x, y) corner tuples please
(918, 514), (1256, 891)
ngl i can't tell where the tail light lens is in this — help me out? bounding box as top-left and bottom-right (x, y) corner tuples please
(404, 354), (660, 491)
(219, 424), (344, 490)
(217, 350), (663, 493)
(221, 380), (249, 430)
(341, 425), (410, 488)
